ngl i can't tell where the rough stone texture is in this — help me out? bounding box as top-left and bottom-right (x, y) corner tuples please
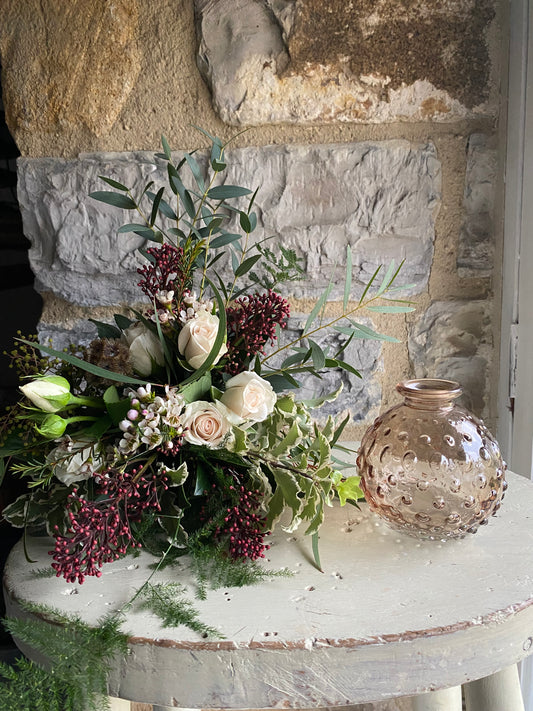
(17, 141), (440, 307)
(408, 300), (493, 417)
(0, 0), (141, 139)
(457, 133), (497, 277)
(195, 0), (498, 125)
(277, 316), (383, 424)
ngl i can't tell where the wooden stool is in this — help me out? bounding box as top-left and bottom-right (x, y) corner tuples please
(4, 471), (533, 710)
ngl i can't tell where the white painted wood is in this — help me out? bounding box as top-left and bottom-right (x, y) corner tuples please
(499, 0), (533, 478)
(4, 471), (533, 708)
(412, 686), (462, 711)
(107, 698), (131, 711)
(498, 2), (533, 709)
(464, 664), (525, 711)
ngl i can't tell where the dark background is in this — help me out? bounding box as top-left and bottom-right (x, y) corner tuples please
(0, 62), (42, 659)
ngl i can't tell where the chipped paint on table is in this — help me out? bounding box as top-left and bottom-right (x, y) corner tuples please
(4, 471), (533, 708)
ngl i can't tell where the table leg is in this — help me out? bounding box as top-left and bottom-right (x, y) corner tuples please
(412, 686), (462, 710)
(464, 664), (525, 711)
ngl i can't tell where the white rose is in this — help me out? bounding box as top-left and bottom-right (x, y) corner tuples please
(47, 438), (104, 486)
(182, 401), (233, 449)
(123, 322), (165, 376)
(220, 371), (276, 424)
(178, 311), (227, 370)
(20, 375), (71, 413)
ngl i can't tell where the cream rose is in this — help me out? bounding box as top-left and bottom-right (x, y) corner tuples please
(220, 371), (276, 424)
(182, 401), (233, 449)
(178, 311), (227, 370)
(123, 322), (165, 376)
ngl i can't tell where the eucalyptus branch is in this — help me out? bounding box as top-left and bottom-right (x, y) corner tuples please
(260, 285), (401, 365)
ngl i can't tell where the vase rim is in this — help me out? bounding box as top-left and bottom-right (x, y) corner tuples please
(397, 378), (462, 401)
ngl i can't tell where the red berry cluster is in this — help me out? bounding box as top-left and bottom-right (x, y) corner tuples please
(137, 244), (189, 301)
(49, 470), (168, 583)
(225, 290), (290, 374)
(216, 484), (269, 561)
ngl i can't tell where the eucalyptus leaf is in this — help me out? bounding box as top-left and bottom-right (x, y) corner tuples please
(89, 191), (137, 210)
(150, 187), (165, 226)
(161, 135), (173, 161)
(16, 338), (148, 386)
(234, 254), (261, 278)
(147, 191), (178, 220)
(98, 176), (129, 192)
(210, 232), (242, 249)
(207, 185), (252, 200)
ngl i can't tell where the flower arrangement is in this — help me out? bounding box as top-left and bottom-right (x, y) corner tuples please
(0, 129), (412, 585)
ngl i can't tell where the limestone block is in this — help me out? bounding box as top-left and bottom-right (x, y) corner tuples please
(275, 316), (383, 424)
(195, 0), (498, 124)
(0, 0), (141, 139)
(408, 300), (493, 416)
(37, 321), (98, 353)
(17, 141), (440, 307)
(457, 134), (497, 276)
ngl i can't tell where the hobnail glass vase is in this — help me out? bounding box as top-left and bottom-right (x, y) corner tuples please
(356, 379), (507, 539)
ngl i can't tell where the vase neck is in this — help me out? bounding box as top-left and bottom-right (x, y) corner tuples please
(396, 379), (462, 411)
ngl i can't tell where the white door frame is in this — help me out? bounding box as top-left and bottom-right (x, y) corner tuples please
(498, 0), (533, 477)
(498, 1), (533, 706)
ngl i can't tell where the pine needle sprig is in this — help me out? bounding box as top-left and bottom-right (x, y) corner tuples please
(1, 603), (128, 711)
(137, 582), (220, 637)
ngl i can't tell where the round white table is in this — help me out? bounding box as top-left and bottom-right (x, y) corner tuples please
(4, 471), (533, 711)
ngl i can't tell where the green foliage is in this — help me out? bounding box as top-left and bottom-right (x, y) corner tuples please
(188, 542), (290, 601)
(137, 582), (220, 637)
(0, 606), (128, 711)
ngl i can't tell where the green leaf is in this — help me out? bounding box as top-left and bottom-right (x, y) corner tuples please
(89, 191), (137, 210)
(103, 386), (130, 425)
(304, 283), (333, 333)
(308, 338), (326, 370)
(88, 318), (121, 339)
(180, 372), (212, 403)
(192, 124), (223, 147)
(376, 260), (397, 296)
(366, 304), (415, 313)
(301, 383), (343, 409)
(331, 412), (351, 446)
(117, 223), (150, 234)
(271, 421), (301, 457)
(164, 462), (189, 487)
(161, 135), (172, 161)
(146, 191), (177, 220)
(170, 173), (196, 218)
(184, 153), (206, 192)
(234, 254), (261, 278)
(272, 468), (301, 517)
(210, 232), (242, 249)
(239, 211), (253, 233)
(114, 314), (135, 331)
(311, 531), (322, 571)
(334, 322), (399, 342)
(335, 474), (364, 505)
(359, 265), (382, 304)
(133, 227), (164, 243)
(207, 185), (252, 200)
(264, 373), (301, 391)
(150, 187), (165, 226)
(343, 245), (353, 312)
(98, 176), (129, 191)
(330, 359), (362, 378)
(16, 338), (148, 386)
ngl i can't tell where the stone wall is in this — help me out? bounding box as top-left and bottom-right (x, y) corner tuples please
(0, 0), (505, 443)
